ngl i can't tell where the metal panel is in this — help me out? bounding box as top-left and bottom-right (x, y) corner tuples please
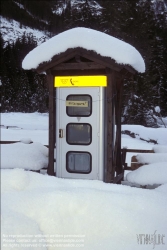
(55, 87), (105, 180)
(98, 87), (105, 180)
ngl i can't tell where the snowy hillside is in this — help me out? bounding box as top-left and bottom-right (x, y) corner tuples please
(1, 0), (166, 48)
(1, 0), (167, 125)
(151, 0), (167, 14)
(13, 1), (49, 25)
(52, 0), (103, 16)
(0, 16), (49, 46)
(0, 0), (103, 46)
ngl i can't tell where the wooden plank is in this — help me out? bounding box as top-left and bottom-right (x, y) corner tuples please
(37, 48), (127, 74)
(124, 166), (132, 171)
(47, 71), (55, 176)
(78, 49), (122, 72)
(131, 154), (153, 170)
(105, 69), (114, 183)
(0, 141), (20, 144)
(121, 148), (127, 167)
(51, 69), (107, 76)
(121, 148), (155, 170)
(30, 170), (40, 173)
(37, 49), (81, 73)
(52, 62), (106, 70)
(111, 74), (117, 181)
(115, 77), (124, 175)
(131, 154), (151, 170)
(111, 71), (118, 182)
(131, 163), (145, 170)
(121, 149), (154, 153)
(131, 155), (138, 163)
(113, 172), (124, 184)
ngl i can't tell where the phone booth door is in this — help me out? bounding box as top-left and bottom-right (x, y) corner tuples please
(55, 87), (105, 180)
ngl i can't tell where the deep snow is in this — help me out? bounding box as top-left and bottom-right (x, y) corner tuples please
(1, 169), (167, 250)
(1, 112), (167, 250)
(1, 142), (48, 170)
(127, 162), (167, 185)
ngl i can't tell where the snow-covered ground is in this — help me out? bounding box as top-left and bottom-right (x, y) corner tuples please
(2, 112), (166, 165)
(122, 124), (167, 145)
(1, 169), (167, 250)
(1, 112), (167, 250)
(1, 112), (48, 144)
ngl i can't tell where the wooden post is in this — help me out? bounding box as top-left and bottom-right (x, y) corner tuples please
(47, 71), (55, 176)
(115, 76), (124, 175)
(105, 69), (115, 183)
(110, 73), (117, 181)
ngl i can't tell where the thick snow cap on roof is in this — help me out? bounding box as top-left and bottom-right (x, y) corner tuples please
(22, 27), (145, 73)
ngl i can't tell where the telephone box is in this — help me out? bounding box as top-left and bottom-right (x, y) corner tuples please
(22, 28), (145, 183)
(55, 84), (106, 180)
(38, 52), (136, 183)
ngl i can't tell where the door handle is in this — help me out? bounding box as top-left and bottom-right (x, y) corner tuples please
(59, 129), (63, 138)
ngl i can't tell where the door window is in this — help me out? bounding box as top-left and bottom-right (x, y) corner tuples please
(66, 95), (92, 117)
(66, 151), (91, 174)
(66, 123), (92, 145)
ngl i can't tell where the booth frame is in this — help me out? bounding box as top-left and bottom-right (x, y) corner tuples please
(35, 48), (136, 183)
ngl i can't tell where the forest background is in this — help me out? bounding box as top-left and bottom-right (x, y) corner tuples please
(1, 0), (167, 127)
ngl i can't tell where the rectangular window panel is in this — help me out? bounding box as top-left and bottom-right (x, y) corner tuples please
(66, 123), (92, 145)
(66, 95), (92, 117)
(66, 151), (91, 174)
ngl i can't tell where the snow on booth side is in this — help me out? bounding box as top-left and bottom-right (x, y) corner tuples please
(22, 27), (145, 73)
(126, 145), (167, 186)
(126, 162), (167, 186)
(1, 142), (48, 171)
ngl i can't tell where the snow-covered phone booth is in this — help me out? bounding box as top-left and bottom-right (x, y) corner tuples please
(22, 28), (145, 183)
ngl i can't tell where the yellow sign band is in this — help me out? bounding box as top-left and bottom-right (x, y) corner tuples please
(54, 76), (107, 87)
